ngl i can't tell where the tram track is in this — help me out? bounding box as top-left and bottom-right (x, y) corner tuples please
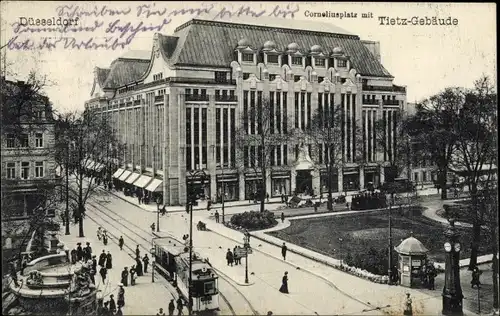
(89, 194), (383, 315)
(86, 198), (256, 315)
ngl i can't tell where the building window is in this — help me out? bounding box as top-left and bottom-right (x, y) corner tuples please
(20, 134), (29, 147)
(21, 162), (30, 179)
(243, 73), (250, 80)
(267, 54), (279, 64)
(291, 56), (302, 65)
(6, 134), (15, 148)
(35, 133), (43, 148)
(242, 53), (254, 63)
(153, 73), (163, 81)
(337, 59), (347, 67)
(185, 88), (191, 95)
(314, 58), (326, 67)
(35, 161), (44, 178)
(294, 75), (301, 82)
(7, 162), (16, 179)
(215, 72), (227, 83)
(269, 74), (276, 81)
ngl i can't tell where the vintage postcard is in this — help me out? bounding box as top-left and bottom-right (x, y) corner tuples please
(1, 2), (497, 316)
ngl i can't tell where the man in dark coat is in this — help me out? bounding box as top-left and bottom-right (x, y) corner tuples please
(135, 245), (140, 258)
(84, 242), (92, 260)
(121, 267), (129, 286)
(136, 257), (143, 276)
(92, 255), (97, 272)
(117, 285), (125, 307)
(118, 236), (124, 251)
(281, 243), (287, 261)
(105, 251), (112, 269)
(109, 294), (117, 314)
(130, 265), (136, 286)
(281, 212), (285, 223)
(176, 297), (184, 316)
(226, 249), (233, 266)
(99, 266), (107, 283)
(99, 250), (106, 267)
(76, 243), (83, 261)
(143, 254), (150, 273)
(70, 248), (77, 264)
(168, 299), (175, 316)
(215, 210), (220, 223)
(103, 233), (108, 246)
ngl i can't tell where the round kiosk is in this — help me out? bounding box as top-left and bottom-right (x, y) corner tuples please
(395, 236), (429, 287)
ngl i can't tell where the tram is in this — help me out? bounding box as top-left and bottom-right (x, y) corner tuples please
(152, 235), (220, 313)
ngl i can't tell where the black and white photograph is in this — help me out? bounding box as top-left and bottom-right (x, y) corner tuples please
(1, 1), (497, 315)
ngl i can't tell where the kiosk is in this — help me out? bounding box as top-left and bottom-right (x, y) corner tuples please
(395, 236), (429, 287)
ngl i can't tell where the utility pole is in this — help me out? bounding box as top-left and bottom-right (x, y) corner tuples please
(221, 167), (225, 224)
(388, 192), (394, 284)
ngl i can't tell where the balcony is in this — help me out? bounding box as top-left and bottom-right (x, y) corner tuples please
(215, 94), (238, 102)
(126, 102), (133, 107)
(185, 94), (209, 102)
(383, 99), (400, 106)
(362, 99), (379, 105)
(170, 77), (236, 85)
(154, 95), (164, 103)
(363, 85), (406, 93)
(134, 100), (141, 106)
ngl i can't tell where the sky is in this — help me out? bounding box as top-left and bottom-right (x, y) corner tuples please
(1, 1), (496, 112)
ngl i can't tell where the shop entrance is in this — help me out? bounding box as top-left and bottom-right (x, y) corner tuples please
(295, 170), (313, 195)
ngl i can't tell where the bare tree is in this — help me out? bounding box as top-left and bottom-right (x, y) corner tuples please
(235, 96), (290, 212)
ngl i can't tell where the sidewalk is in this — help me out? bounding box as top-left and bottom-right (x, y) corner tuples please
(57, 221), (181, 316)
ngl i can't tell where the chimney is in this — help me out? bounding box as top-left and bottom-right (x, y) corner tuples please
(361, 40), (381, 63)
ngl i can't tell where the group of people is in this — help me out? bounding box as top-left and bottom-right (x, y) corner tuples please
(70, 242), (94, 264)
(225, 247), (241, 266)
(98, 249), (113, 283)
(156, 297), (184, 316)
(419, 261), (437, 290)
(119, 245), (150, 287)
(97, 227), (109, 246)
(98, 284), (125, 316)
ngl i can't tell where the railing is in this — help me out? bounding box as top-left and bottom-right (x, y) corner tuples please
(363, 85), (406, 93)
(185, 94), (209, 101)
(215, 95), (238, 102)
(362, 99), (379, 105)
(170, 77), (236, 85)
(126, 102), (133, 107)
(154, 95), (164, 103)
(383, 100), (400, 106)
(134, 100), (141, 105)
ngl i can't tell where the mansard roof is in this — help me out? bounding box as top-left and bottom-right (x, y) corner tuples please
(103, 53), (150, 89)
(95, 67), (110, 87)
(161, 19), (392, 77)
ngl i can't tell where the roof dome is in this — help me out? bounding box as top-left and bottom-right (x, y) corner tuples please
(287, 42), (299, 52)
(311, 44), (323, 53)
(238, 38), (250, 47)
(263, 40), (277, 50)
(333, 47), (344, 54)
(395, 236), (429, 255)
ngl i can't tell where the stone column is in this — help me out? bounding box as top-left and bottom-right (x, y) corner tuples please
(290, 169), (297, 194)
(312, 169), (320, 196)
(359, 165), (365, 189)
(380, 164), (385, 185)
(163, 94), (170, 205)
(239, 172), (245, 201)
(338, 167), (344, 193)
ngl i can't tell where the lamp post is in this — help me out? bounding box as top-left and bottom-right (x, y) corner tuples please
(150, 245), (156, 283)
(338, 237), (343, 265)
(156, 201), (161, 232)
(244, 235), (250, 284)
(388, 191), (394, 285)
(442, 218), (463, 315)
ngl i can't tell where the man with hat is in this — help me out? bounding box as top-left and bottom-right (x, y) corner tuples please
(157, 308), (166, 316)
(168, 299), (175, 316)
(117, 283), (125, 307)
(121, 267), (129, 286)
(99, 250), (107, 267)
(76, 243), (83, 261)
(84, 242), (92, 261)
(109, 294), (117, 314)
(92, 255), (97, 272)
(106, 251), (112, 269)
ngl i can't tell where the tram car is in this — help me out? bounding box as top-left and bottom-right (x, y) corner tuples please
(152, 235), (220, 313)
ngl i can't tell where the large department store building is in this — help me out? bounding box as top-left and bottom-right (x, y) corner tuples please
(85, 18), (407, 206)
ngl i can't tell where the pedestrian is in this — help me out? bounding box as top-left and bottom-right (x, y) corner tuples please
(151, 222), (156, 232)
(207, 200), (212, 212)
(168, 299), (175, 316)
(427, 264), (436, 290)
(266, 192), (270, 203)
(109, 294), (117, 314)
(136, 245), (140, 258)
(130, 265), (136, 286)
(267, 312), (273, 316)
(281, 212), (285, 223)
(226, 249), (233, 266)
(143, 254), (150, 273)
(157, 307), (166, 316)
(136, 257), (143, 276)
(121, 267), (129, 286)
(215, 210), (220, 223)
(244, 229), (251, 243)
(106, 251), (112, 269)
(118, 236), (124, 251)
(471, 266), (482, 288)
(279, 271), (289, 294)
(103, 301), (110, 316)
(99, 266), (107, 283)
(92, 255), (97, 272)
(117, 284), (125, 307)
(233, 246), (239, 265)
(177, 297), (184, 316)
(103, 232), (108, 246)
(84, 242), (92, 260)
(281, 242), (287, 261)
(97, 227), (102, 241)
(98, 250), (106, 267)
(89, 267), (96, 285)
(70, 248), (77, 264)
(281, 193), (285, 203)
(115, 306), (123, 316)
(76, 243), (83, 261)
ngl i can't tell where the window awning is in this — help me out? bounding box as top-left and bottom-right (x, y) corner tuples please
(119, 170), (132, 181)
(92, 163), (104, 172)
(113, 168), (125, 178)
(86, 160), (96, 170)
(145, 179), (163, 192)
(133, 175), (153, 188)
(125, 172), (141, 184)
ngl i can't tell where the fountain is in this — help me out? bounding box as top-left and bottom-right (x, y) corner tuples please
(24, 230), (37, 253)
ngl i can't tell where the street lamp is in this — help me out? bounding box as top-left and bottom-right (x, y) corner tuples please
(150, 245), (156, 283)
(338, 237), (343, 265)
(156, 201), (161, 232)
(442, 218), (463, 315)
(243, 235), (250, 284)
(388, 191), (394, 285)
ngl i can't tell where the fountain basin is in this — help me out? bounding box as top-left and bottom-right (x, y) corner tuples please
(24, 253), (68, 275)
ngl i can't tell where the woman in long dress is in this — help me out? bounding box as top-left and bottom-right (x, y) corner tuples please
(279, 271), (289, 294)
(105, 252), (112, 269)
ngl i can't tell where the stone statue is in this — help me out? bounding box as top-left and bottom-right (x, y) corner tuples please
(69, 267), (95, 297)
(26, 270), (44, 286)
